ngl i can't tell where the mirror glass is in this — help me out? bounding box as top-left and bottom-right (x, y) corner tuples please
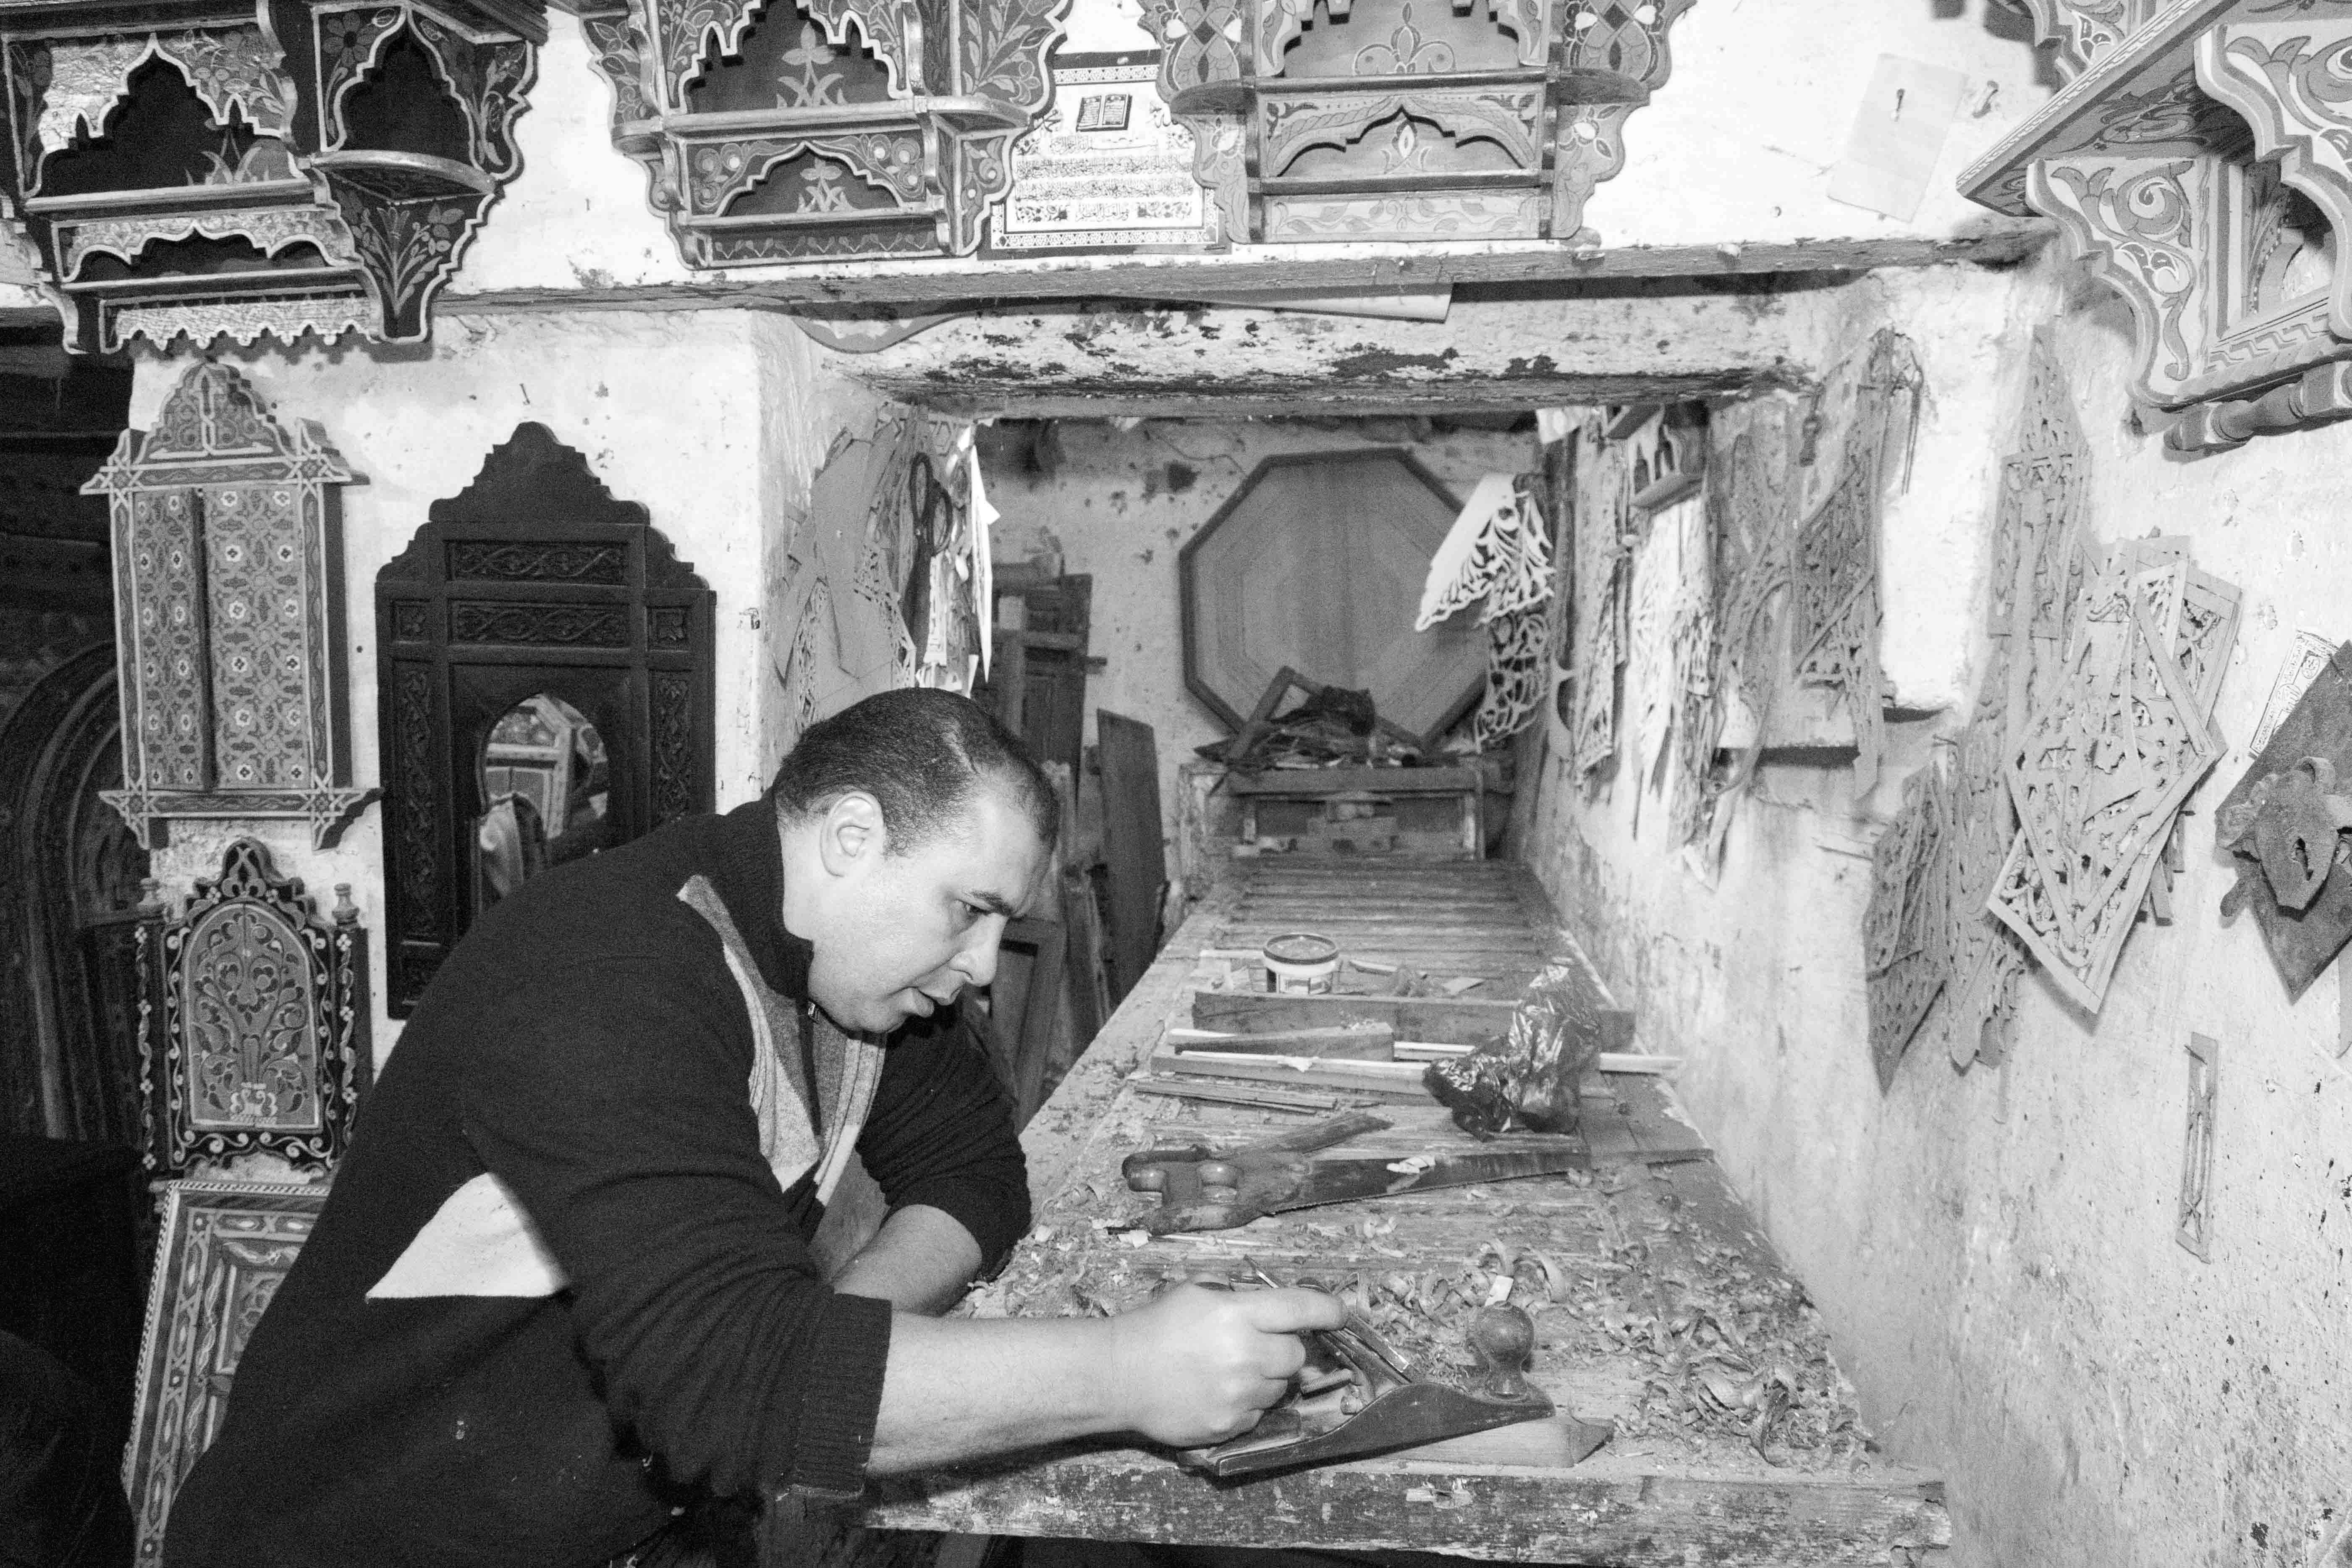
(473, 694), (611, 912)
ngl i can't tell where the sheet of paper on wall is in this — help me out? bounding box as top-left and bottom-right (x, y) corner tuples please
(1827, 55), (1967, 223)
(987, 58), (1225, 254)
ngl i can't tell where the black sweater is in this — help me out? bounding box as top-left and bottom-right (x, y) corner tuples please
(163, 800), (1031, 1568)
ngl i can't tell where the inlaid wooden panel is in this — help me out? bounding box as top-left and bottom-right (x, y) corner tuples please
(1180, 451), (1484, 747)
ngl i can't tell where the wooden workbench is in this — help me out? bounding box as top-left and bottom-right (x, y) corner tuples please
(861, 861), (1950, 1565)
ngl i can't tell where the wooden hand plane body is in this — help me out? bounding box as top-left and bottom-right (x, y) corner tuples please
(1180, 1296), (1610, 1479)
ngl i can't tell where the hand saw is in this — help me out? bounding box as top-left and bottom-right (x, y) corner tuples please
(1121, 1110), (1589, 1233)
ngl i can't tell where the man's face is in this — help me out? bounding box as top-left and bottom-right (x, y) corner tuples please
(802, 782), (1050, 1034)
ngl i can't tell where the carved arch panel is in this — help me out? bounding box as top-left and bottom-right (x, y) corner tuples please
(375, 424), (715, 1014)
(136, 838), (369, 1176)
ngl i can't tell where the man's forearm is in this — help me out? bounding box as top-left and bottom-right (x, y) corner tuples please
(865, 1313), (1127, 1472)
(863, 1284), (1347, 1475)
(827, 1203), (986, 1314)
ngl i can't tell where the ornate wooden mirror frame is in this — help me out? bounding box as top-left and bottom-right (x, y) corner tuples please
(374, 423), (715, 1015)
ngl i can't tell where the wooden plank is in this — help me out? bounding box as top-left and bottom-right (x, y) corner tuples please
(1096, 710), (1166, 1006)
(1192, 991), (1525, 1042)
(866, 1458), (1950, 1567)
(1227, 766), (1483, 796)
(449, 230), (2043, 316)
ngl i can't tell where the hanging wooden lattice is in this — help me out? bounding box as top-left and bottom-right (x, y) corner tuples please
(1418, 471), (1555, 751)
(1987, 540), (2237, 1012)
(1790, 332), (1920, 796)
(1571, 424), (1629, 776)
(1867, 752), (1954, 1088)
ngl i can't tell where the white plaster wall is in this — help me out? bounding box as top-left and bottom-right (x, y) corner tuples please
(1595, 0), (2055, 253)
(983, 417), (1536, 848)
(456, 10), (697, 294)
(1521, 253), (2352, 1568)
(124, 310), (880, 1071)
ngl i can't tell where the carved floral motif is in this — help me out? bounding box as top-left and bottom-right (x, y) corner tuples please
(139, 839), (369, 1174)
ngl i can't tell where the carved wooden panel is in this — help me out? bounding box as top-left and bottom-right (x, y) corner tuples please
(0, 0), (542, 353)
(88, 362), (373, 850)
(136, 838), (369, 1176)
(375, 423), (715, 1013)
(1962, 3), (2352, 447)
(123, 1178), (323, 1567)
(576, 0), (1065, 266)
(1140, 0), (1689, 243)
(1987, 537), (2239, 1013)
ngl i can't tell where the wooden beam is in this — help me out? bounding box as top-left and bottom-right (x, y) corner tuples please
(442, 230), (2046, 314)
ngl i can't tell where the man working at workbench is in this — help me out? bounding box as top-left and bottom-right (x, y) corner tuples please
(167, 688), (1344, 1568)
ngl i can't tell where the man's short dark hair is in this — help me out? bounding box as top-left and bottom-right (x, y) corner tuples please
(768, 688), (1060, 856)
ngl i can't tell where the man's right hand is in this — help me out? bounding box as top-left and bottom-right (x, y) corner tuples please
(1105, 1283), (1349, 1447)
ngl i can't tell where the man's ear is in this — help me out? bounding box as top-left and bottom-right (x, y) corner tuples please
(816, 791), (888, 877)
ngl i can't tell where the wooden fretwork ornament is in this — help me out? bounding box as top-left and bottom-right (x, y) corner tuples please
(578, 0), (1066, 267)
(1791, 330), (1920, 797)
(1866, 752), (1954, 1087)
(0, 0), (542, 353)
(1569, 416), (1629, 778)
(2177, 1031), (2218, 1260)
(1988, 539), (2239, 1012)
(135, 839), (370, 1177)
(87, 362), (375, 851)
(1140, 0), (1692, 245)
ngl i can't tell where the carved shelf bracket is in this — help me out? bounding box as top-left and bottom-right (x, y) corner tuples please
(0, 0), (542, 352)
(1139, 0), (1689, 243)
(576, 0), (1066, 265)
(1964, 1), (2352, 450)
(88, 360), (376, 849)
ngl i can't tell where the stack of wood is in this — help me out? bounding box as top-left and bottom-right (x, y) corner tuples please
(974, 570), (1171, 1125)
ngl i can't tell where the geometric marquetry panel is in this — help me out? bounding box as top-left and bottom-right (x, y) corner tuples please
(123, 1178), (324, 1567)
(87, 362), (375, 849)
(1179, 449), (1482, 749)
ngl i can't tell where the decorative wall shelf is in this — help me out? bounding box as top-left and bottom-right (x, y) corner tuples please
(1140, 0), (1689, 244)
(1964, 0), (2352, 450)
(88, 360), (375, 849)
(0, 0), (543, 352)
(575, 0), (1066, 265)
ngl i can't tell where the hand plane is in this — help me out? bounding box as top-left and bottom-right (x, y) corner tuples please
(1122, 1110), (1589, 1234)
(1181, 1288), (1610, 1478)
